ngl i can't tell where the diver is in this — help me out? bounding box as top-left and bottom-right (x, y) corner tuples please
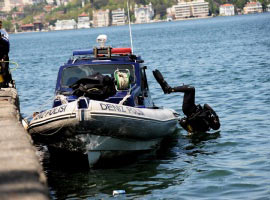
(0, 20), (12, 88)
(153, 69), (220, 134)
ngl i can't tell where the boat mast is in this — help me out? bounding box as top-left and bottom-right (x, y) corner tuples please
(127, 0), (134, 53)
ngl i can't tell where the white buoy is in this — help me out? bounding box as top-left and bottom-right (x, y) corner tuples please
(113, 190), (126, 196)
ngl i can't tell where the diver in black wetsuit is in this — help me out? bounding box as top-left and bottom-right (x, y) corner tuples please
(153, 69), (220, 133)
(0, 20), (12, 88)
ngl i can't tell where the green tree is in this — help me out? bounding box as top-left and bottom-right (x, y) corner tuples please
(2, 20), (13, 32)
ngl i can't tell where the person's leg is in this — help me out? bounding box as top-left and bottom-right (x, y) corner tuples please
(2, 55), (10, 87)
(152, 69), (172, 94)
(172, 85), (197, 117)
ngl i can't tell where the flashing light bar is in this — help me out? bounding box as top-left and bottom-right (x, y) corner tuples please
(73, 48), (132, 56)
(111, 48), (132, 55)
(73, 49), (93, 56)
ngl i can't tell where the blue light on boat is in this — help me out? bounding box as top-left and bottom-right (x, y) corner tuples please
(73, 49), (93, 56)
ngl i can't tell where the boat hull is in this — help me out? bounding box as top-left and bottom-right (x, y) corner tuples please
(28, 99), (179, 166)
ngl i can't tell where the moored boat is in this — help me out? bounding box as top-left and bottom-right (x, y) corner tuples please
(27, 35), (180, 167)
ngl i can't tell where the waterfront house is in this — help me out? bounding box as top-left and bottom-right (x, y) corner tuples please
(77, 12), (90, 29)
(92, 9), (110, 27)
(20, 23), (34, 32)
(112, 8), (125, 26)
(134, 3), (154, 23)
(243, 2), (262, 14)
(190, 0), (209, 17)
(55, 19), (77, 30)
(169, 0), (209, 19)
(219, 4), (235, 16)
(33, 21), (43, 31)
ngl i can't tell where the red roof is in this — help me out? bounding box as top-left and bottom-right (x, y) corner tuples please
(79, 12), (88, 17)
(21, 24), (34, 28)
(247, 2), (258, 5)
(221, 4), (233, 6)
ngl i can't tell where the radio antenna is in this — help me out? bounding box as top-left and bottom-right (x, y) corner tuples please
(127, 0), (134, 53)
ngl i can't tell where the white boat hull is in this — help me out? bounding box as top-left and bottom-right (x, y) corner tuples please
(28, 98), (179, 166)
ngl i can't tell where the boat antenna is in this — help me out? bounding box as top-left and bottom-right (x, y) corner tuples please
(127, 0), (134, 53)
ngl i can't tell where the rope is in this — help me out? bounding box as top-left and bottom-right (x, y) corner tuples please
(0, 60), (19, 71)
(119, 84), (136, 105)
(29, 96), (77, 136)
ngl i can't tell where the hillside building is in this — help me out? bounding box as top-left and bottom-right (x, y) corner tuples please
(112, 8), (125, 26)
(219, 4), (235, 16)
(134, 3), (154, 24)
(92, 9), (110, 27)
(243, 2), (262, 14)
(77, 12), (90, 29)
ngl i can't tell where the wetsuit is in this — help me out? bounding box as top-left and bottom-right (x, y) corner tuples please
(0, 32), (11, 87)
(171, 85), (197, 117)
(153, 69), (220, 133)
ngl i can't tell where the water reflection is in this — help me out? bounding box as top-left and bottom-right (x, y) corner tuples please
(38, 129), (222, 199)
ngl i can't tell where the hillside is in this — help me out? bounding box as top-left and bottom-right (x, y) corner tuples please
(2, 0), (270, 32)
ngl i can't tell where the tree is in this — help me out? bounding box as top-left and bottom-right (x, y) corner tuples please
(2, 20), (13, 32)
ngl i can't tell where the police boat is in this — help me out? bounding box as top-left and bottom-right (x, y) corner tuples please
(27, 35), (179, 167)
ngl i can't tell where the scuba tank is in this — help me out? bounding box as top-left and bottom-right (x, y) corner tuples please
(179, 104), (220, 133)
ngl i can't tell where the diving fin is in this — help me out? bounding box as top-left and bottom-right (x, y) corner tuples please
(152, 69), (171, 94)
(204, 104), (220, 130)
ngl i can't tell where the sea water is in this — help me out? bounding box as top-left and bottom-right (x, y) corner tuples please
(10, 13), (270, 199)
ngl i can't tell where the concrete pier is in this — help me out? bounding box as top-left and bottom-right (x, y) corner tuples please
(0, 88), (49, 200)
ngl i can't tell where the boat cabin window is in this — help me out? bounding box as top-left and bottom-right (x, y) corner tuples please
(61, 64), (135, 87)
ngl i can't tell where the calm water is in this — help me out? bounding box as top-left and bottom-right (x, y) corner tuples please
(10, 13), (270, 199)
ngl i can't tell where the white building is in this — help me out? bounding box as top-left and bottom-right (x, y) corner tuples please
(1, 0), (23, 12)
(219, 4), (235, 16)
(0, 0), (44, 12)
(267, 4), (270, 12)
(191, 0), (209, 17)
(77, 13), (90, 29)
(173, 2), (191, 18)
(55, 0), (71, 6)
(46, 0), (54, 4)
(54, 19), (77, 30)
(243, 2), (263, 14)
(112, 8), (125, 26)
(134, 3), (154, 24)
(92, 9), (110, 27)
(169, 0), (209, 19)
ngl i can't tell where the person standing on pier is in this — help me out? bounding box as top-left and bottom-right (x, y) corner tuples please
(0, 20), (12, 88)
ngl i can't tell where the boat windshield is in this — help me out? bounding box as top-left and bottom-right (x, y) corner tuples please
(61, 64), (135, 87)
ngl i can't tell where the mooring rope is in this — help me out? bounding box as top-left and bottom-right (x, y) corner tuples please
(0, 60), (19, 71)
